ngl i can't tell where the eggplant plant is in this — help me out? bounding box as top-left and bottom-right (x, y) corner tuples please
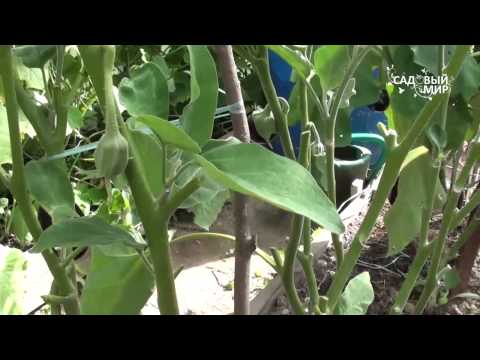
(236, 44), (480, 314)
(1, 44), (479, 316)
(0, 45), (342, 315)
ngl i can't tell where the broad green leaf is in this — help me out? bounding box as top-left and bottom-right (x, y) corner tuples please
(201, 137), (241, 153)
(0, 246), (27, 315)
(389, 46), (428, 140)
(180, 45), (218, 147)
(252, 104), (277, 142)
(350, 51), (384, 108)
(30, 217), (145, 253)
(13, 45), (56, 69)
(135, 115), (200, 153)
(443, 96), (474, 151)
(126, 118), (165, 196)
(25, 160), (77, 223)
(192, 189), (230, 230)
(410, 45), (456, 76)
(176, 167), (231, 230)
(16, 61), (44, 91)
(399, 146), (429, 173)
(195, 143), (344, 234)
(468, 92), (480, 140)
(119, 62), (169, 119)
(385, 150), (445, 256)
(314, 45), (350, 91)
(0, 104), (37, 159)
(67, 107), (84, 130)
(427, 96), (475, 152)
(267, 45), (312, 79)
(80, 246), (154, 315)
(442, 267), (461, 290)
(335, 272), (374, 315)
(452, 55), (480, 101)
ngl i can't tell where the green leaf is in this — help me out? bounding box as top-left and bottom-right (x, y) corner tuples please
(0, 246), (27, 315)
(267, 45), (312, 79)
(0, 104), (37, 165)
(442, 267), (461, 290)
(385, 149), (445, 255)
(389, 46), (428, 140)
(67, 107), (84, 130)
(177, 168), (231, 230)
(126, 118), (165, 196)
(335, 272), (374, 315)
(443, 97), (475, 151)
(80, 246), (154, 315)
(13, 45), (57, 69)
(399, 146), (429, 173)
(314, 45), (350, 91)
(180, 45), (219, 147)
(451, 55), (480, 101)
(410, 45), (456, 76)
(25, 160), (77, 223)
(30, 217), (145, 253)
(252, 104), (276, 142)
(119, 62), (169, 119)
(350, 51), (384, 108)
(16, 61), (44, 90)
(135, 115), (200, 153)
(192, 189), (230, 230)
(195, 143), (344, 234)
(468, 92), (480, 140)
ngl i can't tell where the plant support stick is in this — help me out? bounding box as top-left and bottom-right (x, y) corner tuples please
(214, 45), (253, 315)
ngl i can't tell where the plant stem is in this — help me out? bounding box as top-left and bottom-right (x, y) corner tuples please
(450, 189), (480, 230)
(80, 46), (182, 315)
(283, 214), (306, 314)
(281, 131), (312, 315)
(445, 215), (480, 265)
(14, 79), (55, 154)
(390, 242), (433, 314)
(60, 246), (87, 268)
(419, 60), (450, 248)
(324, 45), (471, 313)
(414, 182), (460, 313)
(415, 138), (480, 313)
(0, 45), (80, 315)
(253, 47), (296, 160)
(214, 45), (254, 314)
(326, 46), (375, 267)
(296, 81), (319, 313)
(172, 232), (235, 243)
